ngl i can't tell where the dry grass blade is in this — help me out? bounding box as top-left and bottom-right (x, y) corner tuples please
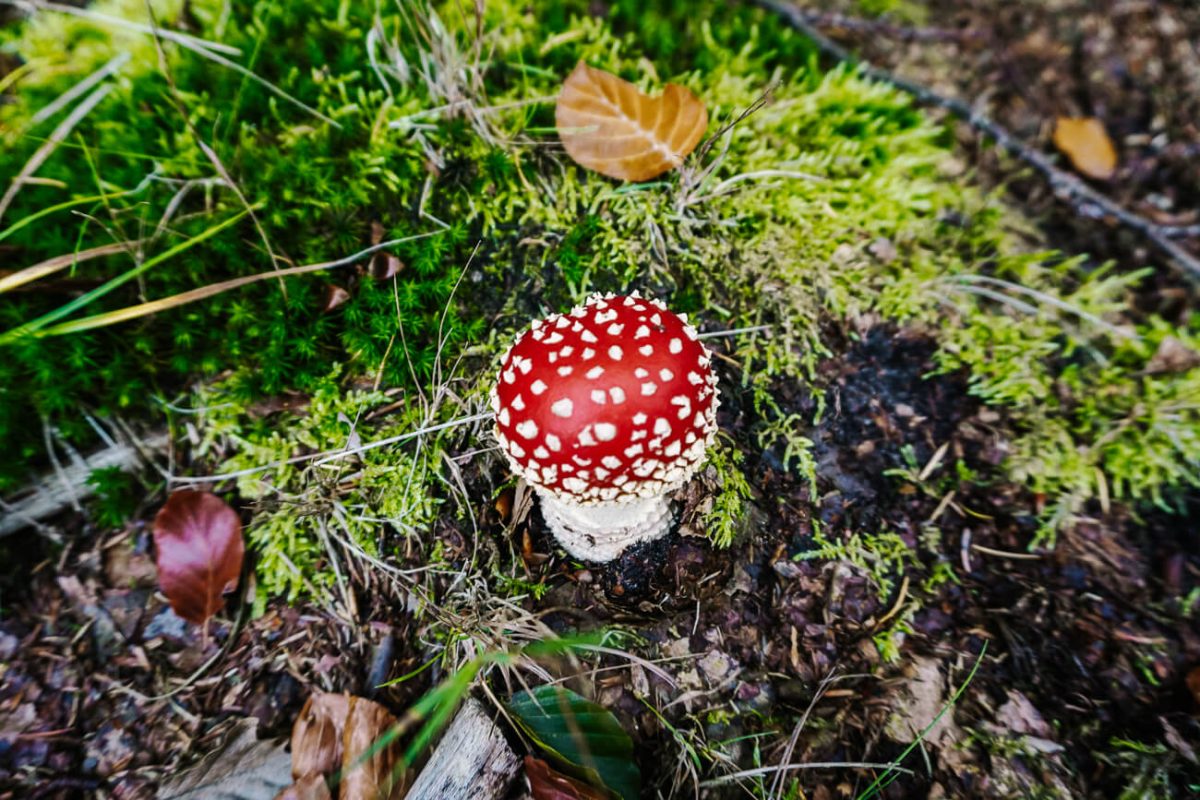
(556, 61), (708, 182)
(0, 82), (113, 224)
(28, 51), (130, 128)
(0, 241), (139, 295)
(32, 233), (437, 337)
(3, 0), (243, 56)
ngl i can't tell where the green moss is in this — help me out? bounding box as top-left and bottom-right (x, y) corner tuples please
(701, 436), (754, 549)
(194, 366), (444, 602)
(3, 0), (1197, 596)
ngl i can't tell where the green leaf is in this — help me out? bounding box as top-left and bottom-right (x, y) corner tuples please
(508, 685), (640, 800)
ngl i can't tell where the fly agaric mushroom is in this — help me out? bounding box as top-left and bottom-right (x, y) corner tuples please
(490, 293), (719, 561)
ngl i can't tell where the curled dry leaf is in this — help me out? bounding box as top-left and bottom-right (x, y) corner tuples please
(367, 221), (404, 280)
(152, 490), (244, 625)
(526, 756), (610, 800)
(321, 284), (351, 313)
(291, 693), (351, 780)
(340, 696), (408, 800)
(289, 692), (407, 800)
(1052, 117), (1117, 180)
(556, 61), (707, 182)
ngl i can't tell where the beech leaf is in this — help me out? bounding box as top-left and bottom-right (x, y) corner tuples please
(273, 774), (332, 800)
(338, 696), (408, 800)
(1052, 117), (1117, 180)
(291, 693), (351, 780)
(556, 61), (707, 182)
(526, 756), (610, 800)
(152, 490), (244, 625)
(508, 685), (639, 800)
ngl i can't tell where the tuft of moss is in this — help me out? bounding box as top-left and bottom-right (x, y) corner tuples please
(3, 0), (1196, 597)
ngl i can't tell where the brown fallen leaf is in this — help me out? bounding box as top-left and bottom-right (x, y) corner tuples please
(556, 61), (707, 182)
(291, 693), (351, 780)
(339, 696), (408, 800)
(1052, 117), (1117, 180)
(152, 491), (244, 625)
(525, 756), (609, 800)
(367, 221), (404, 280)
(322, 284), (351, 313)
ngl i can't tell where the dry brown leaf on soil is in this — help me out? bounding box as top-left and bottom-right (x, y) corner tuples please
(290, 692), (407, 800)
(1052, 117), (1117, 180)
(152, 490), (245, 625)
(556, 61), (707, 182)
(274, 773), (333, 800)
(525, 756), (609, 800)
(339, 696), (408, 800)
(291, 693), (351, 780)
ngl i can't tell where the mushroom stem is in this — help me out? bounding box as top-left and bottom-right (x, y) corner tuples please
(536, 490), (673, 562)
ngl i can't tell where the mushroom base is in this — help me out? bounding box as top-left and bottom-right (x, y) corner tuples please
(536, 490), (673, 562)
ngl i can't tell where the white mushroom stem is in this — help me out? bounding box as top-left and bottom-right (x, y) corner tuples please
(536, 489), (673, 562)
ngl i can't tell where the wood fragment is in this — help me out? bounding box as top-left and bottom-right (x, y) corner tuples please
(404, 698), (521, 800)
(0, 430), (169, 537)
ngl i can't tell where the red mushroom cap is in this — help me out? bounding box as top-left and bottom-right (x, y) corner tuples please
(491, 293), (719, 505)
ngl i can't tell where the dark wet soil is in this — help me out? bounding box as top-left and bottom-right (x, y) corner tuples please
(3, 320), (1199, 798)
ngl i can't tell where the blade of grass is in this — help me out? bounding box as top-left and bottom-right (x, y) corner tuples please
(3, 0), (243, 56)
(32, 232), (434, 337)
(29, 52), (131, 128)
(0, 175), (156, 245)
(0, 207), (255, 344)
(0, 82), (114, 223)
(0, 241), (141, 295)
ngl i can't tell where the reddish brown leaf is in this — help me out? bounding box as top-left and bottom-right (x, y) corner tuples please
(1187, 666), (1200, 706)
(152, 491), (244, 625)
(321, 284), (351, 313)
(340, 696), (408, 800)
(556, 61), (708, 182)
(1052, 117), (1117, 180)
(525, 756), (609, 800)
(291, 693), (351, 780)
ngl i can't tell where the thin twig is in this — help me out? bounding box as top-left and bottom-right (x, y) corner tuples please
(174, 410), (492, 484)
(797, 9), (983, 44)
(754, 0), (1200, 283)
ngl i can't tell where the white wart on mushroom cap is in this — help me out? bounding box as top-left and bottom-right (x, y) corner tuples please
(491, 293), (719, 506)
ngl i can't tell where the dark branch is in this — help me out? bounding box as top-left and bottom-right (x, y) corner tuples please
(754, 0), (1200, 283)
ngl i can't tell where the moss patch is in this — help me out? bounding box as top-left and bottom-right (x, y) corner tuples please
(2, 0), (1196, 582)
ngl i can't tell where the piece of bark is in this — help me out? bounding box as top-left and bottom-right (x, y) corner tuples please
(158, 718), (291, 800)
(404, 698), (521, 800)
(1, 430), (169, 537)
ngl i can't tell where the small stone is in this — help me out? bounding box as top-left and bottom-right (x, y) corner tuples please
(143, 606), (190, 642)
(0, 631), (18, 661)
(698, 650), (739, 685)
